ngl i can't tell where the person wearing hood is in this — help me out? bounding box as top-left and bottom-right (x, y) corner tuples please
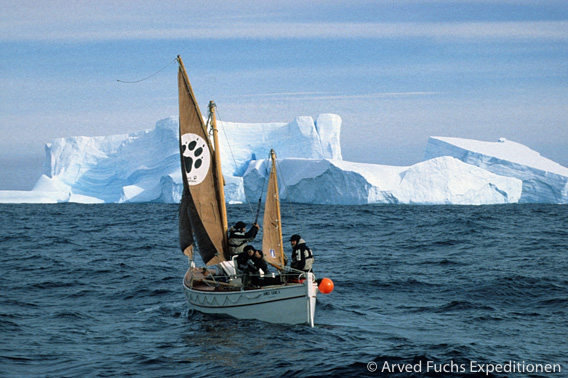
(236, 245), (273, 286)
(228, 221), (259, 255)
(289, 234), (315, 273)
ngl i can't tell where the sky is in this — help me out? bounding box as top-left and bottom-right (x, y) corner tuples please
(1, 0), (567, 190)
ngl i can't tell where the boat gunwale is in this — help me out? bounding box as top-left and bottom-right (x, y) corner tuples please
(183, 279), (308, 294)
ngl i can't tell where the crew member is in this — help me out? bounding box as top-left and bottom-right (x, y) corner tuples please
(236, 245), (270, 286)
(289, 234), (315, 273)
(228, 221), (259, 255)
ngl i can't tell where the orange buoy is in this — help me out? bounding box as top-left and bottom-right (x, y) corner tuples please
(318, 278), (334, 294)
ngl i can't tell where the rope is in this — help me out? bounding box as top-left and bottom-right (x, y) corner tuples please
(116, 58), (178, 83)
(253, 154), (270, 224)
(273, 154), (303, 234)
(215, 107), (256, 219)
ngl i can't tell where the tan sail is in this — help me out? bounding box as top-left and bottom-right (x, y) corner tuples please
(177, 56), (228, 265)
(262, 149), (285, 268)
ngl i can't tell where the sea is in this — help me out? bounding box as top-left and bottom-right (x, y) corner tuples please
(1, 203), (567, 377)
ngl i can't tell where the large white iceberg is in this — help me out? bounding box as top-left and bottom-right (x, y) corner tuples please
(0, 113), (565, 205)
(244, 156), (522, 205)
(425, 137), (568, 203)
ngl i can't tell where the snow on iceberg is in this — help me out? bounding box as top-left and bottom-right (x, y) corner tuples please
(36, 117), (181, 203)
(1, 115), (341, 204)
(0, 114), (565, 205)
(244, 156), (522, 205)
(425, 137), (568, 203)
(217, 113), (342, 176)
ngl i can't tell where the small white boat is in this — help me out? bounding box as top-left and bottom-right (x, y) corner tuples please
(176, 56), (332, 326)
(183, 267), (318, 326)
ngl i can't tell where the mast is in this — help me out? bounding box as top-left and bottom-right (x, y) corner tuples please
(209, 101), (229, 250)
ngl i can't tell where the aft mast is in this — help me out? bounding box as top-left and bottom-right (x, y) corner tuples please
(209, 100), (229, 249)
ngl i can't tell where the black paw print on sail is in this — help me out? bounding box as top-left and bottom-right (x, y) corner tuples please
(182, 139), (205, 175)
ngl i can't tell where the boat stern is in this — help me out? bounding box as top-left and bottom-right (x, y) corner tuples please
(306, 272), (317, 327)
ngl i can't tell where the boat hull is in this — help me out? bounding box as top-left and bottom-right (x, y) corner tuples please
(183, 271), (317, 326)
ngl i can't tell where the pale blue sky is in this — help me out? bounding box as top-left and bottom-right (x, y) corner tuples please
(1, 0), (567, 190)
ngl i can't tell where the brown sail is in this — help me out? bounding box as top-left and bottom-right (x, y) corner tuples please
(262, 149), (285, 268)
(177, 56), (228, 265)
(179, 186), (194, 258)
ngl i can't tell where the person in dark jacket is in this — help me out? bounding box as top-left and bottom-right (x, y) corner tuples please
(228, 221), (259, 255)
(251, 249), (270, 277)
(289, 234), (315, 273)
(236, 245), (271, 287)
(250, 248), (281, 286)
(235, 245), (252, 271)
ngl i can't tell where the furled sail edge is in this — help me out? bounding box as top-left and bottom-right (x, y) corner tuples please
(179, 186), (194, 258)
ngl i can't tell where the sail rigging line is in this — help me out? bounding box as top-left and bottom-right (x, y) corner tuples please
(214, 106), (256, 219)
(253, 155), (270, 224)
(273, 154), (304, 237)
(254, 195), (263, 225)
(117, 58), (178, 83)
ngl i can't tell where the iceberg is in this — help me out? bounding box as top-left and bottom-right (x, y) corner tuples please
(244, 156), (522, 205)
(0, 114), (565, 205)
(0, 115), (341, 204)
(425, 137), (568, 204)
(33, 118), (182, 204)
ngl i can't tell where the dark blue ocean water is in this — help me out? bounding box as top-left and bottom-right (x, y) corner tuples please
(1, 203), (567, 377)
